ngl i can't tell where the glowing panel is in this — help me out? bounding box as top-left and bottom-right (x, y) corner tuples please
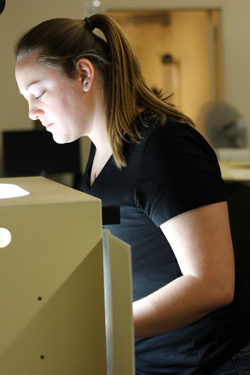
(0, 184), (29, 199)
(0, 228), (11, 248)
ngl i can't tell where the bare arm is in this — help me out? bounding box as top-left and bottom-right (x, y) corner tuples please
(133, 201), (235, 339)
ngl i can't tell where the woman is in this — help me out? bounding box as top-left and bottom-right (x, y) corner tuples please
(15, 14), (250, 375)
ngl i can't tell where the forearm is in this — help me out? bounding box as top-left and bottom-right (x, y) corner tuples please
(133, 274), (234, 339)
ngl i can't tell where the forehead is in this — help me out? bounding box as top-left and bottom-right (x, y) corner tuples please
(15, 52), (40, 74)
(15, 52), (72, 83)
(15, 53), (64, 95)
(15, 53), (46, 89)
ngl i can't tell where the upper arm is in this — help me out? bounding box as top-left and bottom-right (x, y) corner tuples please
(160, 201), (235, 302)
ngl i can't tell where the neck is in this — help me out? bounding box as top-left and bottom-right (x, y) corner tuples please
(90, 139), (112, 185)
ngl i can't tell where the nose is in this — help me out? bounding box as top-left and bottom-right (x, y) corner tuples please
(28, 102), (44, 121)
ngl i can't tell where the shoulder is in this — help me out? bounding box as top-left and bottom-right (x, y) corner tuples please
(137, 111), (218, 169)
(133, 111), (226, 226)
(137, 109), (207, 143)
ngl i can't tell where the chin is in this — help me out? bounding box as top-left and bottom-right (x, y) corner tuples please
(52, 134), (72, 144)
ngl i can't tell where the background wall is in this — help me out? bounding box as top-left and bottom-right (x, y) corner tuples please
(0, 0), (250, 175)
(108, 9), (219, 135)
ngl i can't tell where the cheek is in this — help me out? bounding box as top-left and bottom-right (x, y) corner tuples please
(48, 97), (71, 119)
(48, 87), (83, 126)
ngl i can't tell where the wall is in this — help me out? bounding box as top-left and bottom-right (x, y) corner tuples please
(109, 9), (215, 132)
(104, 0), (250, 141)
(1, 0), (250, 174)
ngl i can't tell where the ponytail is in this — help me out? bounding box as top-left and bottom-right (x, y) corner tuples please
(89, 14), (195, 168)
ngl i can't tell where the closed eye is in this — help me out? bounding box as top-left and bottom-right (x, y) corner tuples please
(35, 92), (44, 100)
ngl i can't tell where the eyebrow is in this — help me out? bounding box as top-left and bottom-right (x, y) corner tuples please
(26, 80), (40, 91)
(19, 80), (40, 96)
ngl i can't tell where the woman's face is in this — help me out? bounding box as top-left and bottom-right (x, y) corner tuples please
(15, 53), (93, 144)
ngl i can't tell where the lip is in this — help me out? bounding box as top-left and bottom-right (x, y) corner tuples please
(42, 123), (53, 129)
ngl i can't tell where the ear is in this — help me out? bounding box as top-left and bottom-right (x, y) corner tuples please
(75, 58), (95, 92)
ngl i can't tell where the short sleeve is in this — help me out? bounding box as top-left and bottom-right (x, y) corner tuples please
(135, 121), (227, 227)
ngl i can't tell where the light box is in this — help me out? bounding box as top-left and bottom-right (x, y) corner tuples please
(0, 176), (134, 375)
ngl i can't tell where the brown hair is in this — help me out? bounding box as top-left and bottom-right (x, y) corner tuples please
(15, 14), (194, 168)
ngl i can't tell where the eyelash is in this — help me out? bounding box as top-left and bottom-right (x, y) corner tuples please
(35, 92), (44, 100)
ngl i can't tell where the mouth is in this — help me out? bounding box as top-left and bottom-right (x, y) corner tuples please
(42, 123), (53, 130)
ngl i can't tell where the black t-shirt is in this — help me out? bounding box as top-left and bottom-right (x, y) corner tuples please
(78, 109), (250, 375)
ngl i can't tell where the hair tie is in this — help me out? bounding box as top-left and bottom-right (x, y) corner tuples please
(84, 17), (94, 32)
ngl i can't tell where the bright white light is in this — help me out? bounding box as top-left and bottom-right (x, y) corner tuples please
(0, 184), (30, 199)
(93, 0), (101, 7)
(0, 228), (11, 248)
